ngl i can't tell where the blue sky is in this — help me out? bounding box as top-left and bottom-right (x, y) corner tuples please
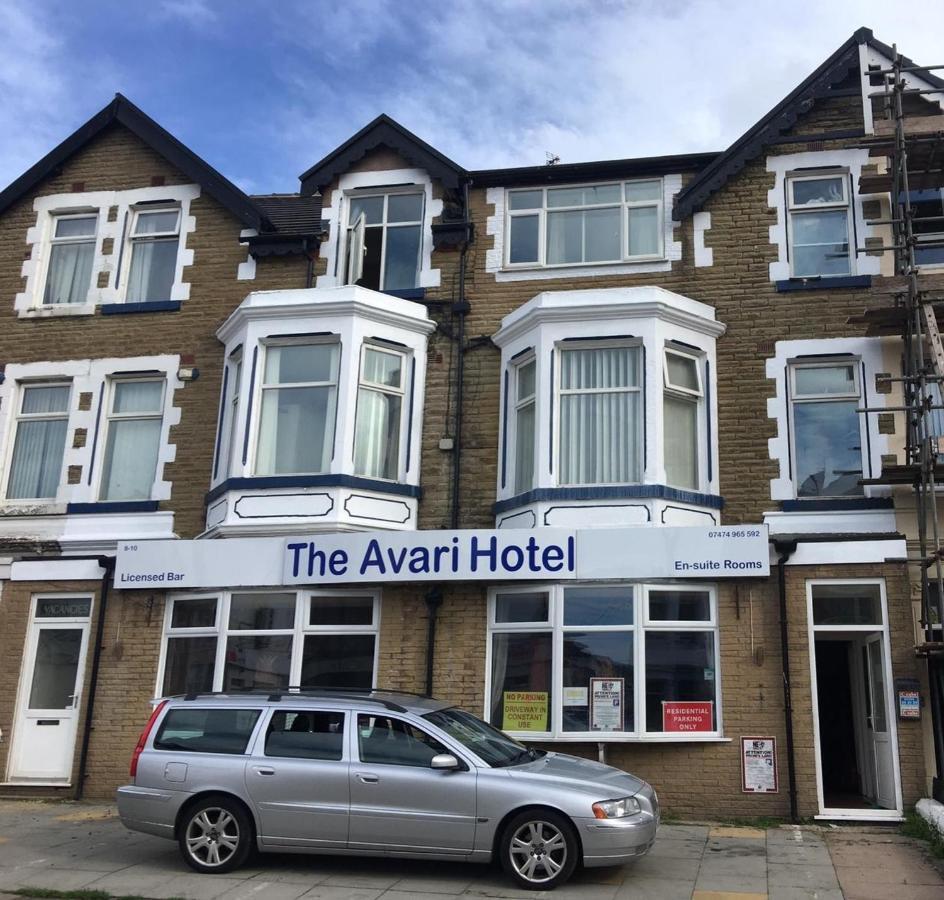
(1, 0), (941, 196)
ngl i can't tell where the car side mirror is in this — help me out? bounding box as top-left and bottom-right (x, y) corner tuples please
(431, 753), (460, 770)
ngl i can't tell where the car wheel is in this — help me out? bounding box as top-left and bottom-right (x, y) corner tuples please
(500, 809), (578, 890)
(178, 796), (253, 874)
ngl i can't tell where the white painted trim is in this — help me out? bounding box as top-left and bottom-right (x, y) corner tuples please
(693, 212), (713, 267)
(766, 149), (880, 282)
(316, 167), (442, 290)
(805, 578), (904, 818)
(237, 228), (258, 281)
(778, 538), (907, 565)
(11, 559), (105, 581)
(16, 185), (200, 315)
(485, 175), (683, 282)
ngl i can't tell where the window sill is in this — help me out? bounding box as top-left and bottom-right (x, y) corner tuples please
(494, 484), (724, 515)
(101, 301), (181, 315)
(66, 501), (160, 514)
(18, 304), (96, 318)
(775, 275), (872, 292)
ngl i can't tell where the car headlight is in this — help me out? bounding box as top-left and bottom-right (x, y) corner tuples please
(592, 796), (641, 819)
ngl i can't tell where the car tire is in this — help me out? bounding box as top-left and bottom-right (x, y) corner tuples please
(500, 808), (579, 890)
(178, 795), (253, 874)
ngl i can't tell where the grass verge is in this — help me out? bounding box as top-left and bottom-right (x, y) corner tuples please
(901, 810), (944, 860)
(10, 889), (186, 900)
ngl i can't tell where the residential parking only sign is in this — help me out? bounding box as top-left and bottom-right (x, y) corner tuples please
(114, 525), (769, 588)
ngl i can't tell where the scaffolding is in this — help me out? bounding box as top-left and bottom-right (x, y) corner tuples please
(854, 46), (944, 800)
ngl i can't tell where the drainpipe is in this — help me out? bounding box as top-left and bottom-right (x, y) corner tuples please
(774, 539), (799, 823)
(424, 587), (444, 696)
(74, 555), (115, 801)
(449, 180), (471, 530)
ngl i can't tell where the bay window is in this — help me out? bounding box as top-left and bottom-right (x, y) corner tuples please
(345, 192), (424, 291)
(99, 378), (165, 501)
(256, 342), (340, 475)
(43, 214), (97, 305)
(558, 344), (641, 485)
(354, 345), (407, 480)
(487, 583), (720, 739)
(6, 383), (71, 500)
(160, 590), (379, 697)
(126, 208), (181, 302)
(663, 349), (703, 490)
(506, 180), (663, 268)
(790, 361), (864, 497)
(787, 174), (852, 277)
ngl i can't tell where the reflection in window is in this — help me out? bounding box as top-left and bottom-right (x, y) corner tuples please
(7, 384), (71, 500)
(489, 632), (552, 732)
(645, 631), (716, 733)
(791, 363), (863, 497)
(513, 359), (536, 494)
(345, 192), (423, 291)
(788, 175), (852, 277)
(812, 582), (883, 626)
(44, 215), (97, 305)
(354, 346), (406, 480)
(100, 379), (165, 501)
(127, 209), (180, 302)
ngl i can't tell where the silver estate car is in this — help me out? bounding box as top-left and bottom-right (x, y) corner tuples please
(117, 690), (658, 889)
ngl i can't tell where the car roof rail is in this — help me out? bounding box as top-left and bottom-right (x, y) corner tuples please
(177, 687), (415, 713)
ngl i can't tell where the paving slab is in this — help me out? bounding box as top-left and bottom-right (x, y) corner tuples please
(646, 838), (707, 859)
(0, 866), (115, 891)
(708, 826), (766, 840)
(623, 854), (701, 881)
(613, 877), (697, 899)
(693, 871), (769, 894)
(692, 892), (766, 900)
(766, 861), (840, 890)
(768, 888), (844, 900)
(216, 881), (314, 900)
(297, 888), (384, 900)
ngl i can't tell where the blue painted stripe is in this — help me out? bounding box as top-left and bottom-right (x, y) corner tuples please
(501, 369), (509, 489)
(781, 497), (892, 511)
(705, 358), (712, 483)
(405, 357), (416, 473)
(67, 501), (159, 514)
(212, 365), (230, 481)
(775, 275), (871, 292)
(641, 343), (647, 471)
(242, 346), (258, 466)
(383, 287), (426, 300)
(493, 484), (725, 515)
(205, 474), (422, 505)
(101, 301), (181, 314)
(86, 385), (105, 487)
(548, 349), (555, 475)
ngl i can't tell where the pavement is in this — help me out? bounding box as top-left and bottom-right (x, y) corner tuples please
(0, 801), (941, 900)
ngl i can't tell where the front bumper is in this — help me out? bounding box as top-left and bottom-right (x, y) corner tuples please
(576, 813), (658, 867)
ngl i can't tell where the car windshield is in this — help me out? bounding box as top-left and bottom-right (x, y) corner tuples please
(423, 707), (540, 767)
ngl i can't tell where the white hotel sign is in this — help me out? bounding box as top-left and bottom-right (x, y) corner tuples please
(114, 525), (769, 588)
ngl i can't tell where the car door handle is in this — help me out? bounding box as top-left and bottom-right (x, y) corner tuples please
(355, 773), (379, 784)
(253, 766), (275, 776)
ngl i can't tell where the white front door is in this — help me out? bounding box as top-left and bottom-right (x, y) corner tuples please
(8, 597), (92, 783)
(865, 634), (895, 810)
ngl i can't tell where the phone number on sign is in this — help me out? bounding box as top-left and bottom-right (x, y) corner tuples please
(707, 530), (762, 538)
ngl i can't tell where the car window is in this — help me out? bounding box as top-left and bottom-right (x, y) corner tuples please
(265, 710), (345, 761)
(153, 707), (260, 754)
(357, 714), (448, 767)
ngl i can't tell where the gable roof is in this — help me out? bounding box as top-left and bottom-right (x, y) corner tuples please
(674, 27), (891, 220)
(299, 113), (466, 195)
(0, 93), (274, 231)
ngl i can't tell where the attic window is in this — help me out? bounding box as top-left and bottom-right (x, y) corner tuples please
(344, 191), (424, 291)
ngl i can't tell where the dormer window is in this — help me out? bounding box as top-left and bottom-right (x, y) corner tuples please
(126, 208), (181, 302)
(346, 192), (424, 291)
(43, 214), (97, 305)
(256, 342), (340, 476)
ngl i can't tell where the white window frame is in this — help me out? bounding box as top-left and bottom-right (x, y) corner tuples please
(787, 172), (854, 278)
(662, 347), (704, 490)
(510, 354), (537, 495)
(788, 358), (865, 499)
(97, 376), (166, 502)
(554, 339), (643, 487)
(225, 351), (243, 478)
(2, 381), (72, 502)
(485, 582), (721, 742)
(157, 589), (381, 697)
(40, 212), (99, 307)
(252, 337), (341, 476)
(353, 342), (410, 482)
(121, 206), (182, 303)
(342, 188), (425, 291)
(504, 179), (664, 270)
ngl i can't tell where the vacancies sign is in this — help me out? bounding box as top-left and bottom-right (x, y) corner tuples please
(114, 525), (769, 588)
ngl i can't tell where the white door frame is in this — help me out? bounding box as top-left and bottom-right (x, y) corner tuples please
(4, 593), (94, 785)
(805, 578), (904, 821)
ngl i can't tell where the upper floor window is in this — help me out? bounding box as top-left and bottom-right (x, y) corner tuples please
(513, 357), (536, 494)
(558, 344), (641, 485)
(100, 378), (165, 501)
(43, 214), (97, 306)
(912, 189), (944, 268)
(126, 208), (181, 302)
(354, 345), (408, 481)
(790, 361), (863, 498)
(506, 181), (663, 268)
(663, 349), (703, 490)
(256, 342), (340, 476)
(225, 352), (243, 477)
(5, 383), (71, 500)
(346, 192), (424, 291)
(787, 174), (852, 277)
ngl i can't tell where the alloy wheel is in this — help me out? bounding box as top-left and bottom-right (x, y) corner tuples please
(508, 819), (568, 884)
(185, 807), (240, 868)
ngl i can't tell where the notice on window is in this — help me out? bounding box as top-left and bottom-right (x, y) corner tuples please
(563, 686), (588, 707)
(590, 678), (624, 731)
(502, 691), (548, 731)
(662, 701), (713, 732)
(741, 736), (778, 793)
